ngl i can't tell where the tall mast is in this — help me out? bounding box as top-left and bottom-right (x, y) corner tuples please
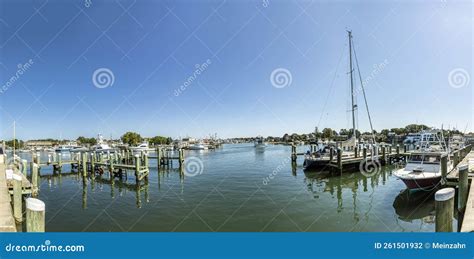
(348, 31), (356, 138)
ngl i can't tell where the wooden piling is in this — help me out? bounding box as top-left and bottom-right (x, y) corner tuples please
(441, 154), (448, 180)
(291, 144), (297, 162)
(453, 151), (459, 167)
(81, 152), (87, 177)
(435, 188), (455, 232)
(354, 146), (358, 158)
(134, 154), (140, 176)
(458, 164), (469, 212)
(363, 146), (367, 160)
(179, 149), (184, 167)
(12, 173), (22, 222)
(381, 145), (386, 163)
(21, 159), (27, 176)
(329, 147), (334, 162)
(26, 198), (45, 232)
(337, 148), (342, 174)
(32, 163), (38, 197)
(396, 144), (400, 156)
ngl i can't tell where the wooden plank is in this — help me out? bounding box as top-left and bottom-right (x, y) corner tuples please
(0, 164), (16, 232)
(460, 178), (474, 232)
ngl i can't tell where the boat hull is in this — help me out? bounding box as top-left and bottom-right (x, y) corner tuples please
(303, 157), (331, 171)
(399, 176), (441, 191)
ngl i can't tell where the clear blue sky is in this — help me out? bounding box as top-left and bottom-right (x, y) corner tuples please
(0, 0), (472, 140)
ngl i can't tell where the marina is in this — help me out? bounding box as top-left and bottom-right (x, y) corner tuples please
(0, 141), (473, 232)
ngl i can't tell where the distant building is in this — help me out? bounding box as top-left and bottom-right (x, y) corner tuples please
(25, 140), (54, 149)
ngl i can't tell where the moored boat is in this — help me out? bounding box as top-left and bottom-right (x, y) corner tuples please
(393, 130), (451, 191)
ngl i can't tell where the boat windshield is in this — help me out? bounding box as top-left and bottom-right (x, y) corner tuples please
(408, 154), (440, 164)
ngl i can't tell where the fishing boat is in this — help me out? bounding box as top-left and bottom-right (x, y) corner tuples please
(304, 31), (376, 171)
(91, 134), (114, 152)
(188, 141), (208, 150)
(393, 130), (451, 191)
(130, 142), (150, 152)
(254, 136), (266, 150)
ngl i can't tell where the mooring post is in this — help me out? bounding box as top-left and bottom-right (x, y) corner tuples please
(404, 144), (407, 153)
(32, 163), (39, 197)
(21, 159), (27, 176)
(178, 149), (184, 168)
(291, 144), (297, 162)
(144, 151), (149, 169)
(458, 164), (469, 212)
(26, 198), (45, 232)
(435, 188), (455, 232)
(382, 145), (386, 163)
(363, 146), (367, 160)
(134, 154), (140, 179)
(453, 151), (459, 167)
(48, 154), (52, 164)
(329, 147), (334, 162)
(396, 144), (400, 156)
(12, 173), (23, 222)
(90, 152), (95, 174)
(337, 148), (342, 174)
(157, 148), (162, 167)
(354, 146), (358, 158)
(81, 152), (87, 176)
(58, 153), (62, 172)
(441, 154), (448, 180)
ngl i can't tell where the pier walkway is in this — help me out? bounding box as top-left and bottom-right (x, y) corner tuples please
(0, 163), (16, 232)
(461, 178), (474, 232)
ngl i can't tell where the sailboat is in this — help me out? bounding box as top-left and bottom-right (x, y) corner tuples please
(304, 31), (376, 171)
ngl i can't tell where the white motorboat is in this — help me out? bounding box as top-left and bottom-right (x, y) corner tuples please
(254, 136), (266, 149)
(394, 130), (451, 191)
(91, 134), (114, 152)
(188, 142), (208, 150)
(130, 142), (150, 152)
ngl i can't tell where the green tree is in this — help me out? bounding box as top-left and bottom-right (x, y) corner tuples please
(121, 132), (142, 146)
(322, 128), (334, 139)
(76, 136), (97, 146)
(149, 136), (172, 145)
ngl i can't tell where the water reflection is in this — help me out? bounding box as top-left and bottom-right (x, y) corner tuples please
(393, 189), (435, 223)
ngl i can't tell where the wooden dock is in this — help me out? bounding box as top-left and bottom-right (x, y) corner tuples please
(0, 164), (16, 232)
(460, 177), (474, 232)
(436, 145), (474, 232)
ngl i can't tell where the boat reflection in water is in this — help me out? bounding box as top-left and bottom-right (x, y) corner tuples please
(392, 189), (435, 224)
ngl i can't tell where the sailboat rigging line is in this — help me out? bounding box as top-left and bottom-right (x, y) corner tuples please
(316, 42), (346, 129)
(351, 36), (376, 144)
(348, 31), (357, 138)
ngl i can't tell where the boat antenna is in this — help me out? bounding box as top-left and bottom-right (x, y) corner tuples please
(348, 31), (357, 142)
(351, 34), (376, 144)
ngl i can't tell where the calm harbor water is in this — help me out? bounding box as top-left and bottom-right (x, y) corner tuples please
(19, 144), (454, 232)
